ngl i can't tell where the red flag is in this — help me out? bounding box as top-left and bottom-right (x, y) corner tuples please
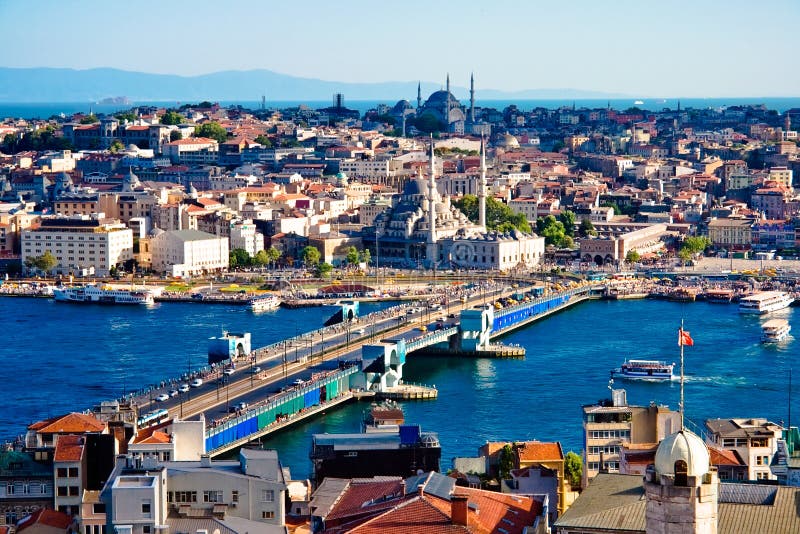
(678, 329), (694, 346)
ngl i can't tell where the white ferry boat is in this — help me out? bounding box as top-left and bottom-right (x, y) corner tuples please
(53, 284), (154, 305)
(611, 359), (675, 381)
(738, 291), (794, 314)
(249, 295), (281, 312)
(761, 319), (791, 343)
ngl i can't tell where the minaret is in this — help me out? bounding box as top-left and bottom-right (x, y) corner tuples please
(445, 73), (451, 121)
(479, 137), (487, 229)
(417, 82), (422, 109)
(469, 72), (476, 123)
(427, 137), (438, 265)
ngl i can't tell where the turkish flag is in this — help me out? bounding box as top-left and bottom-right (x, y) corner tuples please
(678, 329), (694, 346)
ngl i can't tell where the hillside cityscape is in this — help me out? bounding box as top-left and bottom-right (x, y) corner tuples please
(2, 1), (800, 532)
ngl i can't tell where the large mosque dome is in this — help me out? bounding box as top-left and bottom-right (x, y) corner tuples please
(654, 430), (710, 478)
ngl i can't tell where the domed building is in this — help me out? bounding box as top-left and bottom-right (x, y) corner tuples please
(365, 141), (544, 270)
(417, 74), (467, 134)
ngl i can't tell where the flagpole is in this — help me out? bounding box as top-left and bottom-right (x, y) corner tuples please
(680, 319), (685, 430)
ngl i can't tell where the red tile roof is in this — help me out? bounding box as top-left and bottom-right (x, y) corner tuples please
(16, 509), (73, 532)
(326, 479), (405, 522)
(28, 413), (106, 434)
(54, 434), (85, 462)
(347, 496), (469, 534)
(136, 430), (171, 445)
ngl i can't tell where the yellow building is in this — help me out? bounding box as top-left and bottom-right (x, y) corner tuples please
(707, 217), (753, 248)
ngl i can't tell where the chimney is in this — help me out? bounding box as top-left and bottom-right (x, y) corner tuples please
(417, 484), (425, 497)
(200, 454), (211, 468)
(451, 494), (468, 526)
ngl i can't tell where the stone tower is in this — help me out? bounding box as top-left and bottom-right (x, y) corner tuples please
(644, 430), (718, 534)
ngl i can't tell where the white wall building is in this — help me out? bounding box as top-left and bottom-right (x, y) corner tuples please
(21, 216), (133, 277)
(229, 219), (264, 256)
(108, 467), (168, 534)
(149, 229), (229, 277)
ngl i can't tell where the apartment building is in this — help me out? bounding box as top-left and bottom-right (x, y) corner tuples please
(705, 418), (783, 480)
(21, 216), (134, 276)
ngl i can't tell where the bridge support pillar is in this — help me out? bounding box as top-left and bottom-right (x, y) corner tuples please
(354, 340), (406, 393)
(459, 306), (494, 351)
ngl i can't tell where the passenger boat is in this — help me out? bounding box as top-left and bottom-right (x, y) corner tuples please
(249, 295), (281, 312)
(761, 319), (791, 343)
(53, 284), (154, 305)
(738, 291), (794, 314)
(611, 359), (675, 381)
(667, 288), (698, 302)
(704, 289), (734, 303)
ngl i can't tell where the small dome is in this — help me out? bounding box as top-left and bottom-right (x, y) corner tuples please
(499, 133), (520, 149)
(654, 430), (709, 478)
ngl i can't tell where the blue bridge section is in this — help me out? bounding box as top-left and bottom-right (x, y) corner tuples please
(206, 365), (358, 454)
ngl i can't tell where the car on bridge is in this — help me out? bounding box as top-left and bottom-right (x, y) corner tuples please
(223, 368), (235, 376)
(190, 378), (203, 388)
(178, 384), (190, 393)
(155, 393), (169, 402)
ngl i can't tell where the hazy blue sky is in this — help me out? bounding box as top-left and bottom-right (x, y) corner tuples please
(0, 0), (797, 97)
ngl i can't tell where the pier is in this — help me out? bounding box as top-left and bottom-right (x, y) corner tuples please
(122, 282), (602, 457)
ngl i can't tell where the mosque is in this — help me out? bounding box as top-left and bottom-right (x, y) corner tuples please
(363, 140), (544, 271)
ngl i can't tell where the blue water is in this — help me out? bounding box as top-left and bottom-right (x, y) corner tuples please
(2, 97), (799, 119)
(2, 297), (796, 480)
(0, 298), (392, 440)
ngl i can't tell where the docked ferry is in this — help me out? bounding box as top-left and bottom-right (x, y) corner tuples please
(249, 295), (281, 312)
(53, 285), (154, 305)
(761, 319), (791, 343)
(738, 291), (794, 314)
(611, 359), (675, 381)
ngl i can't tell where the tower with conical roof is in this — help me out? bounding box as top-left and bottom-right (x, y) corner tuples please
(469, 73), (475, 123)
(478, 137), (487, 229)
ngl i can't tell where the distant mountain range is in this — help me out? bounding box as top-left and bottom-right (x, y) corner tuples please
(0, 67), (630, 103)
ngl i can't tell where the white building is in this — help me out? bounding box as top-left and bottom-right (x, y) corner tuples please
(149, 229), (229, 277)
(21, 216), (133, 277)
(229, 219), (264, 256)
(163, 137), (219, 165)
(705, 418), (783, 481)
(107, 465), (168, 534)
(128, 419), (206, 463)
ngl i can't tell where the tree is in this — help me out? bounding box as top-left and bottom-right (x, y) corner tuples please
(535, 215), (572, 248)
(266, 246), (281, 268)
(316, 262), (333, 278)
(681, 236), (711, 256)
(559, 210), (576, 237)
(229, 248), (251, 269)
(79, 114), (99, 124)
(453, 195), (531, 233)
(564, 451), (582, 488)
(412, 112), (446, 134)
(498, 444), (515, 480)
(160, 110), (185, 125)
(254, 135), (272, 148)
(579, 218), (598, 238)
(26, 251), (57, 273)
(252, 249), (269, 267)
(625, 250), (641, 264)
(280, 138), (301, 148)
(345, 246), (359, 266)
(360, 248), (371, 265)
(109, 139), (125, 153)
(170, 130), (183, 141)
(195, 122), (228, 144)
(115, 112), (137, 123)
(301, 245), (321, 267)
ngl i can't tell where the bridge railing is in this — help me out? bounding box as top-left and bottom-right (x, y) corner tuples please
(205, 365), (359, 441)
(406, 326), (458, 353)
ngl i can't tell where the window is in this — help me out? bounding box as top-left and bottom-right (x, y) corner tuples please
(174, 491), (196, 503)
(142, 527), (151, 534)
(231, 490), (239, 503)
(756, 471), (770, 480)
(57, 468), (68, 477)
(69, 486), (79, 496)
(142, 502), (151, 515)
(262, 511), (275, 519)
(57, 486), (68, 497)
(93, 503), (105, 514)
(68, 467), (79, 477)
(203, 490), (223, 503)
(261, 489), (274, 502)
(6, 483), (15, 495)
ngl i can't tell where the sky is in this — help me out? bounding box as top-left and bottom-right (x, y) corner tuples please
(0, 0), (798, 97)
